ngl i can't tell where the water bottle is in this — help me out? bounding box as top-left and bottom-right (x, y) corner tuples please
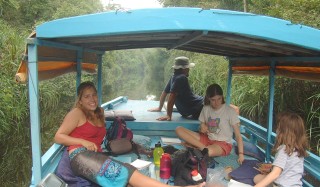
(153, 141), (164, 166)
(160, 153), (171, 179)
(191, 169), (204, 183)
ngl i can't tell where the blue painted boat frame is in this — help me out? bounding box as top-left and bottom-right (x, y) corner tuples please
(23, 7), (320, 186)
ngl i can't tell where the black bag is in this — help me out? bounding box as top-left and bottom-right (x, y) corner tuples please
(171, 147), (208, 185)
(104, 117), (140, 158)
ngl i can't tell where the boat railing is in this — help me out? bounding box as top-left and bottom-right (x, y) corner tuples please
(31, 143), (64, 186)
(101, 96), (128, 110)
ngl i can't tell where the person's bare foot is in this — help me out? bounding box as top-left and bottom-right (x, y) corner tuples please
(224, 166), (233, 180)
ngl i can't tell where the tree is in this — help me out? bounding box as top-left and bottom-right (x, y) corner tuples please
(1, 0), (104, 29)
(159, 0), (244, 11)
(249, 0), (320, 28)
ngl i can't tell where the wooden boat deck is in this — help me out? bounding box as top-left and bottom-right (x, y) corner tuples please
(39, 97), (319, 186)
(102, 97), (245, 185)
(103, 98), (200, 137)
(111, 135), (240, 186)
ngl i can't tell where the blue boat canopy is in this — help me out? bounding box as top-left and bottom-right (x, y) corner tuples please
(16, 7), (320, 82)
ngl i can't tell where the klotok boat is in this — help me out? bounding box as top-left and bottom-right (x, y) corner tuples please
(15, 7), (320, 187)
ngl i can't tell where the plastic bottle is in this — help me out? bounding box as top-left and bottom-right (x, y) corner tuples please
(160, 153), (171, 179)
(191, 169), (203, 183)
(153, 141), (164, 166)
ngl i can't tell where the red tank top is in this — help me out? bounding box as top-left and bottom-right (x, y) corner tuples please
(68, 121), (106, 152)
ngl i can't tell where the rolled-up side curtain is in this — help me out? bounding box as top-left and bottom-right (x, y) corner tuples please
(15, 32), (97, 83)
(232, 66), (320, 82)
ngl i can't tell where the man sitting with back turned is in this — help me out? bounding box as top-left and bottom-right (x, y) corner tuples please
(148, 56), (203, 121)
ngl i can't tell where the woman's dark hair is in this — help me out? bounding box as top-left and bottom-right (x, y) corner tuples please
(204, 84), (225, 105)
(77, 81), (96, 95)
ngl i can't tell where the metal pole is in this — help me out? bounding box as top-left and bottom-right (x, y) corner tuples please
(266, 61), (275, 162)
(226, 61), (233, 105)
(97, 54), (103, 105)
(28, 43), (42, 185)
(76, 50), (83, 93)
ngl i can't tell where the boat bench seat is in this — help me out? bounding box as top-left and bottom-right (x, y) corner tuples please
(104, 99), (200, 137)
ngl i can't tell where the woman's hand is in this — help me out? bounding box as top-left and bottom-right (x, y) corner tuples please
(238, 153), (245, 164)
(157, 115), (171, 121)
(82, 140), (98, 152)
(199, 123), (208, 133)
(233, 122), (245, 165)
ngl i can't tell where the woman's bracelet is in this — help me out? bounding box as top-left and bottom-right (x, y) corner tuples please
(238, 152), (244, 155)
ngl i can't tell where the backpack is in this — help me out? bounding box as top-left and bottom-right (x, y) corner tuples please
(104, 117), (140, 158)
(171, 147), (209, 185)
(106, 116), (133, 141)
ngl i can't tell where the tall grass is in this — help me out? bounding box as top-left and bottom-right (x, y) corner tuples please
(0, 21), (31, 186)
(232, 75), (269, 125)
(0, 21), (75, 186)
(306, 92), (320, 155)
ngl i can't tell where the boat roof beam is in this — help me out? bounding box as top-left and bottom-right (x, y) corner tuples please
(27, 38), (105, 55)
(228, 56), (320, 62)
(168, 30), (208, 50)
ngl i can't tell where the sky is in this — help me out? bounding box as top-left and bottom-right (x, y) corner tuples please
(101, 0), (162, 9)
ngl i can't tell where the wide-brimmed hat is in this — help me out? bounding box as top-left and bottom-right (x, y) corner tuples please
(172, 56), (195, 69)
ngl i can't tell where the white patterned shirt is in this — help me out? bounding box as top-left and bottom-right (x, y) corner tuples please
(198, 104), (240, 143)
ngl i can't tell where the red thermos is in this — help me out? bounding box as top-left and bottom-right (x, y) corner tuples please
(160, 153), (171, 179)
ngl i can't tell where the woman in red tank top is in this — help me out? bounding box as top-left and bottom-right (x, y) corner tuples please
(54, 81), (205, 187)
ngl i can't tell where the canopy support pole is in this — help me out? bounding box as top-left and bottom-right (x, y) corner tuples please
(28, 43), (42, 185)
(97, 54), (103, 105)
(76, 50), (83, 92)
(266, 61), (276, 162)
(226, 62), (233, 105)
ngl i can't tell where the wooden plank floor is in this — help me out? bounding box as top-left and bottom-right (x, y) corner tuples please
(108, 99), (198, 122)
(105, 100), (200, 137)
(105, 99), (243, 185)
